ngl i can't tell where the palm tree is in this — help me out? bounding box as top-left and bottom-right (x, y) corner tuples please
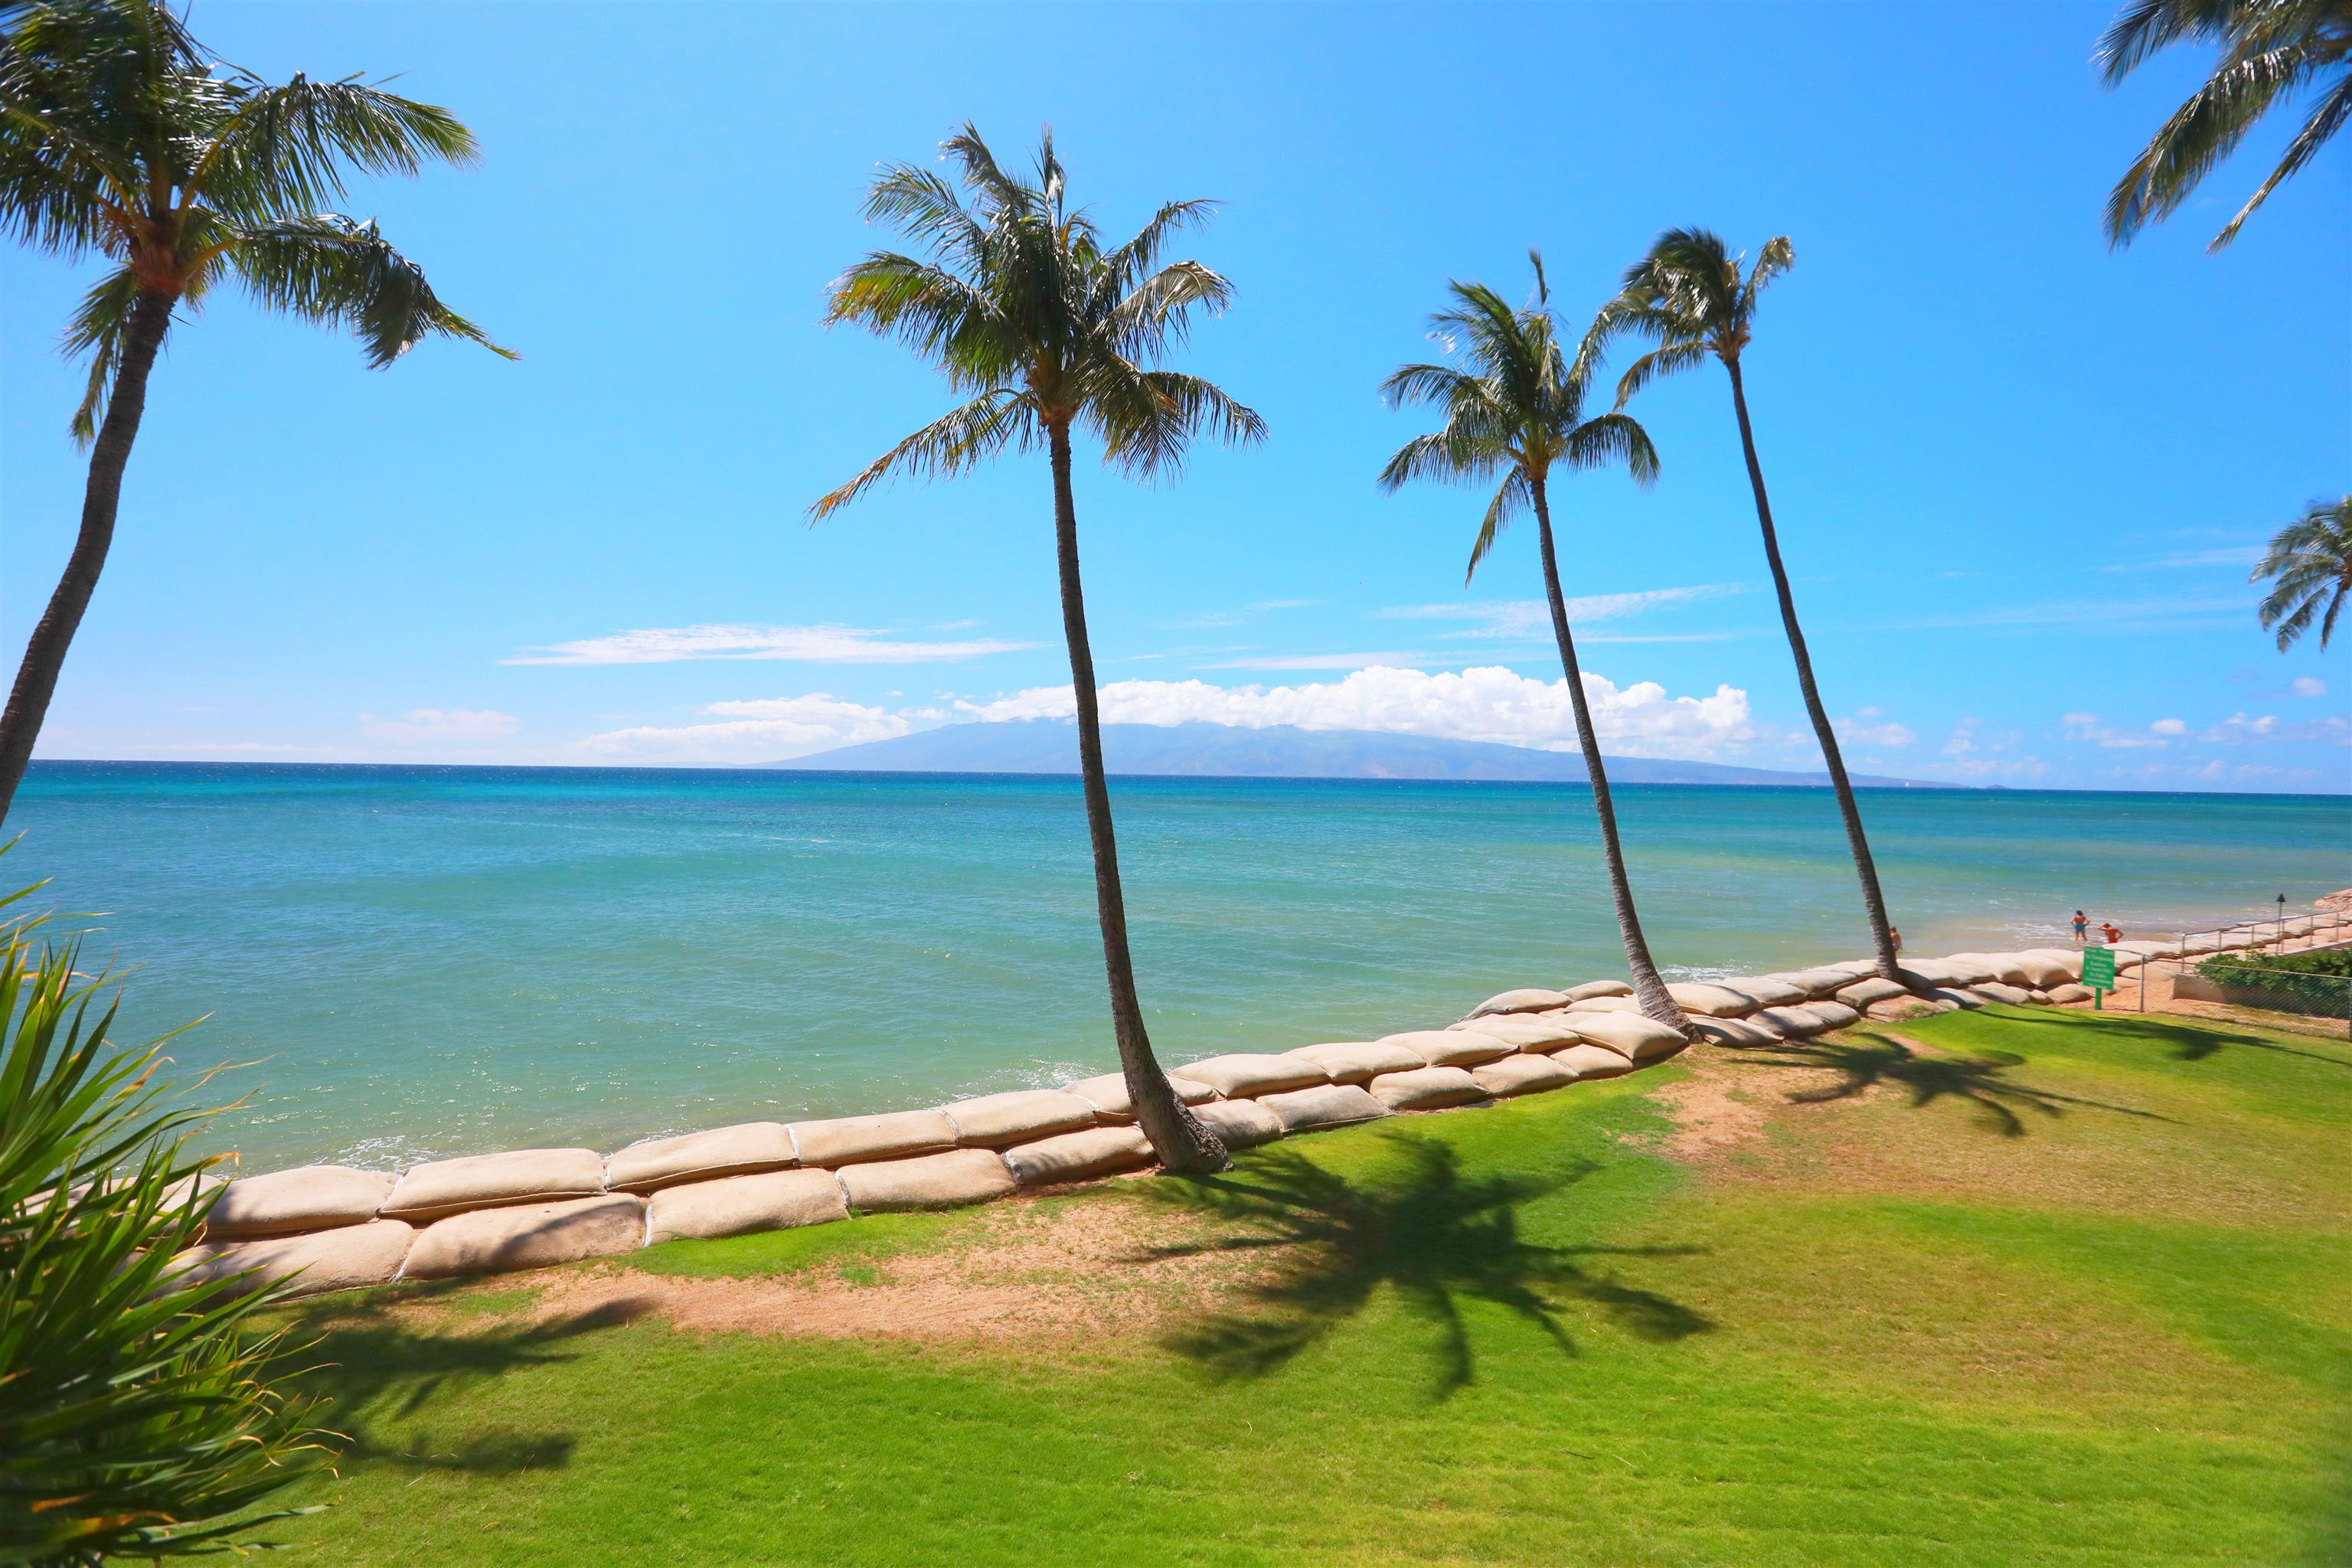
(1586, 229), (1903, 983)
(2097, 0), (2352, 250)
(1378, 255), (1689, 1036)
(2254, 495), (2352, 649)
(812, 126), (1263, 1174)
(0, 0), (509, 824)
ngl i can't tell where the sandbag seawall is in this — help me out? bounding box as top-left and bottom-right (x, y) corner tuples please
(171, 910), (2352, 1302)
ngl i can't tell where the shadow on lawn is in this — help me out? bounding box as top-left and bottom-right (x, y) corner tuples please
(1146, 1132), (1710, 1398)
(1737, 1031), (2171, 1138)
(281, 1282), (658, 1475)
(1993, 1008), (2352, 1070)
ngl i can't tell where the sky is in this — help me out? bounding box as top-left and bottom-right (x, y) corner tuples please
(2, 1), (2346, 792)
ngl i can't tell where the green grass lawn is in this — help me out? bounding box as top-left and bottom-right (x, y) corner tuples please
(267, 1007), (2352, 1566)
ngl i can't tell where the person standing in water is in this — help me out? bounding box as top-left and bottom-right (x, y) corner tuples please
(2073, 910), (2089, 944)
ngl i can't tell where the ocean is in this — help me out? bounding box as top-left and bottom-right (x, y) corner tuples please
(9, 761), (2345, 1173)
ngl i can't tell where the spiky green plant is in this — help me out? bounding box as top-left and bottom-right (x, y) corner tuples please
(2098, 0), (2352, 250)
(812, 126), (1263, 1174)
(0, 858), (331, 1563)
(2253, 495), (2352, 650)
(0, 0), (511, 825)
(1585, 228), (1903, 984)
(1377, 254), (1687, 1037)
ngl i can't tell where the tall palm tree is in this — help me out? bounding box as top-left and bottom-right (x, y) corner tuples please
(0, 0), (508, 825)
(813, 126), (1262, 1174)
(2255, 495), (2352, 649)
(2098, 0), (2352, 250)
(1586, 229), (1902, 983)
(1378, 255), (1688, 1036)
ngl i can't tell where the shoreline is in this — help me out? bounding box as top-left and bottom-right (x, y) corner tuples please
(174, 903), (2352, 1303)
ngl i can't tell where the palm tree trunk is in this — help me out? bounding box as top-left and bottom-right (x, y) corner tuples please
(1723, 358), (1902, 982)
(1047, 424), (1228, 1174)
(1530, 479), (1689, 1034)
(0, 290), (175, 826)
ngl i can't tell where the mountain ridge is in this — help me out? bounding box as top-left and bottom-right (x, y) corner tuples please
(765, 720), (1951, 788)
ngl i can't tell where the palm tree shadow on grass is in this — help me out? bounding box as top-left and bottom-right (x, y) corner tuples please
(273, 1279), (659, 1475)
(1144, 1132), (1710, 1398)
(1737, 1031), (2173, 1138)
(1997, 1008), (2352, 1070)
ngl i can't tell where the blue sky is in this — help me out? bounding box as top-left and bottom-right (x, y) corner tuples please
(3, 1), (2344, 791)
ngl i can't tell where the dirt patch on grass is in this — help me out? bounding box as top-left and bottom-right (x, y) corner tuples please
(471, 1191), (1256, 1346)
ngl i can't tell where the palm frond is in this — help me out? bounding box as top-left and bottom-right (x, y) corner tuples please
(1099, 197), (1221, 296)
(1561, 410), (1661, 486)
(2103, 41), (2323, 243)
(809, 388), (1036, 520)
(823, 250), (1017, 387)
(1741, 235), (1795, 316)
(1611, 338), (1711, 410)
(59, 260), (139, 442)
(2211, 70), (2352, 246)
(1465, 469), (1532, 584)
(1086, 364), (1264, 481)
(1104, 257), (1234, 361)
(227, 213), (512, 367)
(861, 162), (990, 268)
(2252, 495), (2352, 650)
(2095, 0), (2246, 82)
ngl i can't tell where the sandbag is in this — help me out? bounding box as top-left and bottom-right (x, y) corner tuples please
(1377, 1029), (1513, 1068)
(1061, 1072), (1216, 1122)
(1805, 1000), (1861, 1031)
(1971, 982), (2034, 1005)
(380, 1148), (606, 1222)
(204, 1165), (393, 1239)
(838, 1148), (1015, 1213)
(1563, 1011), (1690, 1061)
(2010, 952), (2075, 988)
(1002, 1125), (1155, 1187)
(1867, 997), (1939, 1021)
(2047, 982), (2093, 1004)
(1666, 982), (1761, 1019)
(1562, 979), (1633, 1001)
(645, 1168), (848, 1244)
(1285, 1040), (1428, 1085)
(1756, 1004), (1828, 1038)
(1927, 987), (1986, 1010)
(1466, 988), (1570, 1018)
(1471, 1054), (1576, 1097)
(1778, 967), (1863, 1000)
(1366, 1066), (1488, 1111)
(2020, 949), (2085, 979)
(1566, 995), (1641, 1013)
(1179, 1054), (1329, 1099)
(1256, 1083), (1389, 1134)
(1687, 1016), (1777, 1048)
(1550, 1044), (1635, 1080)
(1948, 952), (2031, 986)
(1836, 976), (1911, 1008)
(1457, 1014), (1585, 1052)
(1191, 1097), (1285, 1149)
(172, 1218), (415, 1301)
(1723, 976), (1810, 1008)
(1897, 959), (1971, 989)
(606, 1122), (797, 1194)
(403, 1194), (645, 1280)
(787, 1109), (958, 1168)
(940, 1089), (1100, 1148)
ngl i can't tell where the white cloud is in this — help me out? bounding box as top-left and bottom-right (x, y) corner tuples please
(1892, 595), (2244, 632)
(2150, 717), (2187, 737)
(1836, 710), (1916, 747)
(1380, 583), (1742, 640)
(2292, 676), (2327, 698)
(359, 708), (520, 743)
(581, 694), (908, 761)
(952, 665), (1756, 759)
(2060, 712), (2167, 749)
(2099, 544), (2265, 573)
(1196, 651), (1434, 670)
(505, 623), (1035, 666)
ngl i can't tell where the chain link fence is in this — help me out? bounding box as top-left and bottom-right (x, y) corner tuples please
(2174, 959), (2352, 1039)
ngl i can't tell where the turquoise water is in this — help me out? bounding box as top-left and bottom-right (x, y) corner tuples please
(9, 762), (2346, 1171)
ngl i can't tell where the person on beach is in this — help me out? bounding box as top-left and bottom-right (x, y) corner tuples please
(2073, 910), (2089, 944)
(1889, 926), (1903, 955)
(2100, 920), (2122, 945)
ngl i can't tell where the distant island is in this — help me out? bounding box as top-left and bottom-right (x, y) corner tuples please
(766, 720), (1950, 788)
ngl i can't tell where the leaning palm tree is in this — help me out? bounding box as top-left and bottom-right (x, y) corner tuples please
(813, 126), (1262, 1173)
(2254, 495), (2352, 650)
(1586, 229), (1902, 983)
(0, 0), (509, 823)
(2098, 0), (2352, 250)
(1378, 256), (1688, 1036)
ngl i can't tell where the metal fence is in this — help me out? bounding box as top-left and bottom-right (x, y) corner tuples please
(2174, 962), (2352, 1039)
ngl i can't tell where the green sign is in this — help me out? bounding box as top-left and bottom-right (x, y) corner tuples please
(2082, 946), (2117, 990)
